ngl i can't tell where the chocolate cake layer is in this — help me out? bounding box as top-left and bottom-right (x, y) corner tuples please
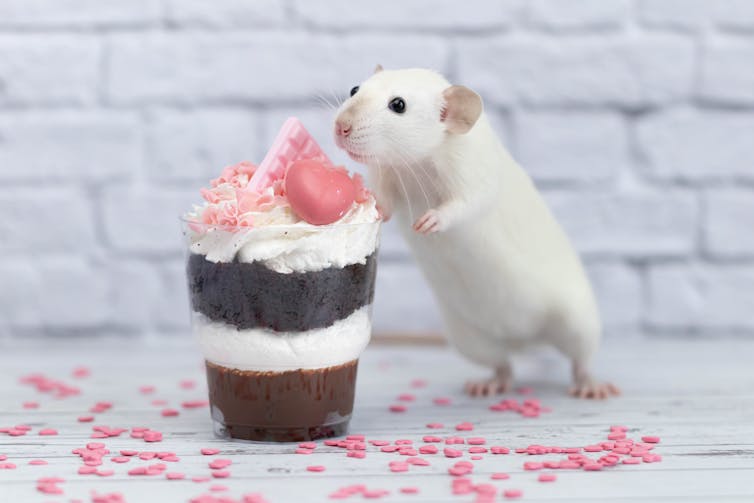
(205, 359), (358, 442)
(187, 252), (377, 332)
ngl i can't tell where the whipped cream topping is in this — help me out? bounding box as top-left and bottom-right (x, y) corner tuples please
(184, 161), (380, 272)
(193, 306), (372, 371)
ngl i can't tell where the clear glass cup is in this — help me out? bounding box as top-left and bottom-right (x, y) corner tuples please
(181, 218), (379, 442)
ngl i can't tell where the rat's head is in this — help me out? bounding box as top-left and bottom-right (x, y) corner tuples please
(333, 66), (482, 166)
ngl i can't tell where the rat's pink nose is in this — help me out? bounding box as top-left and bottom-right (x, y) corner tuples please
(335, 120), (352, 137)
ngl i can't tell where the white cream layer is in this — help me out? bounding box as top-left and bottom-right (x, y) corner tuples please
(187, 198), (380, 273)
(194, 305), (372, 371)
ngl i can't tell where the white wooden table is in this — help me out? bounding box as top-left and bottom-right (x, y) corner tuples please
(1, 338), (753, 502)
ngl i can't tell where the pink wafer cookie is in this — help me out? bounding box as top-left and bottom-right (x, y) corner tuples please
(247, 117), (331, 192)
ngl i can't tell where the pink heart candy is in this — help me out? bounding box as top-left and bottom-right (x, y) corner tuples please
(285, 160), (355, 225)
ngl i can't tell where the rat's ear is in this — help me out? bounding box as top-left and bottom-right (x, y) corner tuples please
(374, 64), (384, 73)
(441, 85), (482, 134)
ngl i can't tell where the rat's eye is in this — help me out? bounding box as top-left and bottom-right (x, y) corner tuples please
(350, 86), (359, 97)
(388, 97), (406, 114)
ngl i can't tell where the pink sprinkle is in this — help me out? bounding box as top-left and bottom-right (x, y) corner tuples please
(210, 484), (228, 492)
(443, 448), (463, 458)
(389, 404), (407, 413)
(370, 440), (390, 446)
(96, 469), (114, 477)
(410, 379), (427, 388)
(192, 476), (211, 483)
(346, 434), (365, 441)
(380, 446), (399, 453)
(179, 379), (196, 389)
(426, 423), (444, 429)
(166, 472), (185, 480)
(182, 400), (209, 409)
(347, 450), (366, 459)
(78, 466), (97, 475)
(492, 473), (510, 480)
(524, 462), (543, 471)
(363, 489), (389, 499)
(209, 459), (232, 470)
(295, 448), (313, 455)
(504, 489), (523, 499)
(128, 467), (148, 476)
(139, 386), (155, 394)
(516, 387), (534, 395)
(422, 435), (442, 443)
(161, 408), (179, 417)
(38, 429), (58, 436)
(468, 447), (488, 454)
(406, 457), (429, 466)
(490, 446), (510, 455)
(78, 416), (94, 423)
(622, 457), (641, 465)
(642, 436), (660, 444)
(467, 437), (486, 445)
(455, 422), (474, 431)
(400, 487), (419, 494)
(419, 445), (438, 455)
(139, 452), (156, 460)
(29, 459), (47, 465)
(23, 401), (39, 409)
(611, 425), (628, 432)
(299, 442), (317, 449)
(151, 399), (167, 406)
(445, 436), (465, 445)
(201, 448), (220, 455)
(395, 439), (413, 445)
(583, 463), (603, 471)
(72, 366), (91, 378)
(643, 454), (663, 463)
(397, 394), (415, 402)
(433, 397), (451, 406)
(307, 465), (326, 472)
(111, 457), (130, 463)
(470, 455), (483, 460)
(143, 430), (163, 442)
(389, 462), (409, 473)
(539, 473), (557, 482)
(0, 463), (16, 470)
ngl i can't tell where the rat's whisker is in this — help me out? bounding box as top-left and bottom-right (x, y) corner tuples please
(394, 148), (431, 212)
(388, 162), (414, 225)
(313, 94), (337, 111)
(393, 143), (444, 197)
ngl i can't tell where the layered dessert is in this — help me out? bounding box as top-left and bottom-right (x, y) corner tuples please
(183, 119), (380, 442)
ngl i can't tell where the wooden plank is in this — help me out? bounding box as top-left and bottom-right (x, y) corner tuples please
(0, 339), (752, 502)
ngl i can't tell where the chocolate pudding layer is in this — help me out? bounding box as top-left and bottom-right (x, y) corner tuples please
(205, 359), (359, 442)
(187, 251), (377, 332)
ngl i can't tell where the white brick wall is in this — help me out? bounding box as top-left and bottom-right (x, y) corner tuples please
(0, 0), (752, 341)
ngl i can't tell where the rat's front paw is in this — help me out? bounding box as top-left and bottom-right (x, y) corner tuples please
(376, 203), (392, 222)
(413, 209), (444, 234)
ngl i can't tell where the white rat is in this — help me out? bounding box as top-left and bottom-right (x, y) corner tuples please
(333, 66), (619, 399)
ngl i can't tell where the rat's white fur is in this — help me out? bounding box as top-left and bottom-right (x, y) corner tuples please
(334, 68), (617, 398)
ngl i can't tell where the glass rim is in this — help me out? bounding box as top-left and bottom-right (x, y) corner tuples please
(179, 215), (382, 232)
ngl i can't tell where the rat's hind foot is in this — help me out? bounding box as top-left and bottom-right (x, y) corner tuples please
(570, 369), (621, 400)
(465, 365), (512, 397)
(570, 360), (620, 400)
